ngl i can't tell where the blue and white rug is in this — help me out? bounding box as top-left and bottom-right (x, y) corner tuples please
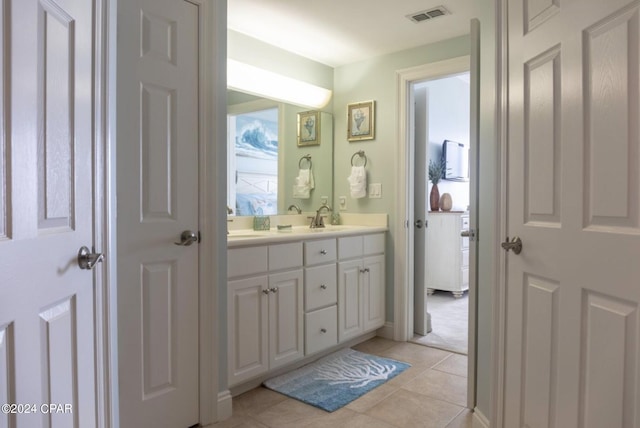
(263, 348), (410, 412)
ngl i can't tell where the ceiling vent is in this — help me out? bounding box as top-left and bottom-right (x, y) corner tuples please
(407, 6), (450, 23)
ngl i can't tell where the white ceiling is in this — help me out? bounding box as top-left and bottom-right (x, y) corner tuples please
(227, 0), (474, 68)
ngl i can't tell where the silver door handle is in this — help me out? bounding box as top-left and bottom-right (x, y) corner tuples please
(78, 246), (105, 270)
(461, 230), (470, 237)
(501, 236), (523, 255)
(174, 230), (199, 246)
(415, 219), (423, 229)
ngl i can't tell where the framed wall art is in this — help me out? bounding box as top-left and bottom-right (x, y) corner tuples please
(297, 110), (320, 146)
(347, 100), (375, 141)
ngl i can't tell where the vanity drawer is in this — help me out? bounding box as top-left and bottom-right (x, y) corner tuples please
(304, 239), (337, 266)
(363, 233), (385, 255)
(228, 246), (268, 277)
(305, 305), (338, 355)
(337, 236), (363, 260)
(305, 264), (337, 311)
(269, 242), (303, 271)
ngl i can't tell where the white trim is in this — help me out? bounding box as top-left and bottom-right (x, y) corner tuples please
(376, 322), (394, 340)
(196, 0), (226, 425)
(216, 390), (233, 422)
(94, 0), (114, 426)
(472, 407), (491, 428)
(491, 0), (509, 426)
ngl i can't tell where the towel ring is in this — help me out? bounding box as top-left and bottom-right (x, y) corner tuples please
(351, 150), (367, 167)
(299, 154), (312, 169)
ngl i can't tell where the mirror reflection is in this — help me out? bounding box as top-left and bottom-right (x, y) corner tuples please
(227, 90), (333, 216)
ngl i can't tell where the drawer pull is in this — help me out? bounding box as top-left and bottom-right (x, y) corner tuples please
(320, 284), (327, 290)
(320, 328), (327, 333)
(320, 249), (327, 255)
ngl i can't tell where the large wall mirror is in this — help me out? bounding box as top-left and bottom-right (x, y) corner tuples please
(227, 90), (333, 216)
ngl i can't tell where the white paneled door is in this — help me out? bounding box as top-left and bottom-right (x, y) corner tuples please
(505, 0), (640, 426)
(0, 0), (100, 427)
(117, 0), (200, 426)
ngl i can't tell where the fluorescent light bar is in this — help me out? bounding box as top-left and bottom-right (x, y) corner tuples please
(228, 59), (332, 109)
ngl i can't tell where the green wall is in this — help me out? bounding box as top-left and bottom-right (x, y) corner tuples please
(332, 35), (470, 322)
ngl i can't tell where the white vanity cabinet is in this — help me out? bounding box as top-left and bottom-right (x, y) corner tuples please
(227, 228), (387, 387)
(227, 242), (304, 386)
(337, 233), (385, 343)
(426, 213), (469, 298)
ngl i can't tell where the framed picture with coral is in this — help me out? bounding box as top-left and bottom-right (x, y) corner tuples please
(347, 100), (375, 141)
(297, 110), (320, 146)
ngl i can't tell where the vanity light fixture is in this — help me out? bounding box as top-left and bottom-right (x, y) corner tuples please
(227, 59), (332, 109)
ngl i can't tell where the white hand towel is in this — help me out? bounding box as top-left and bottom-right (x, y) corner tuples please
(293, 168), (314, 199)
(348, 166), (367, 199)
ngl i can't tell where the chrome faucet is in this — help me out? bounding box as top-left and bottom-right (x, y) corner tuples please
(287, 204), (302, 214)
(310, 204), (332, 228)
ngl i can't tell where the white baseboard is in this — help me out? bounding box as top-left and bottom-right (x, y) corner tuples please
(472, 407), (490, 428)
(376, 322), (394, 340)
(217, 390), (233, 422)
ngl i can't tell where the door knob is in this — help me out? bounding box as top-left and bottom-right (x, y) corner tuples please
(78, 246), (105, 270)
(501, 236), (523, 255)
(174, 230), (199, 246)
(415, 219), (423, 229)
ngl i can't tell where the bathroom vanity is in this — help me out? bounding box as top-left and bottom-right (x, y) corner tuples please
(226, 221), (386, 388)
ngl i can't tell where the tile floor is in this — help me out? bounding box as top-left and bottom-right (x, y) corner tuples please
(213, 338), (472, 428)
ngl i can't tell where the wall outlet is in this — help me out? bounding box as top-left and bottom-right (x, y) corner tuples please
(321, 196), (328, 205)
(339, 196), (347, 210)
(369, 183), (382, 198)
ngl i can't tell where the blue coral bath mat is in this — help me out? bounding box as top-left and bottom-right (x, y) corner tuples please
(263, 348), (410, 412)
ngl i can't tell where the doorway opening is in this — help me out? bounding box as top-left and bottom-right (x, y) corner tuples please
(411, 73), (471, 356)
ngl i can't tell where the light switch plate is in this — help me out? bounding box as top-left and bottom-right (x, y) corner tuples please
(339, 196), (347, 210)
(369, 183), (382, 198)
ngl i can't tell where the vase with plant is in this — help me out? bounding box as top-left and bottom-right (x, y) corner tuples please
(428, 158), (446, 211)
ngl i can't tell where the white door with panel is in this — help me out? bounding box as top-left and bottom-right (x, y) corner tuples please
(268, 270), (304, 370)
(117, 0), (200, 426)
(0, 0), (100, 427)
(504, 0), (640, 426)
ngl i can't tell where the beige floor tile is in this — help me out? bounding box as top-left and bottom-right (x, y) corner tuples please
(445, 409), (473, 428)
(211, 414), (269, 428)
(378, 342), (452, 369)
(433, 354), (468, 378)
(232, 387), (288, 417)
(402, 369), (467, 407)
(352, 337), (397, 355)
(345, 383), (399, 413)
(366, 389), (463, 428)
(253, 398), (353, 428)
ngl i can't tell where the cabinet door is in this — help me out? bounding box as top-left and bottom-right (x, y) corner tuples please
(363, 255), (385, 331)
(338, 260), (363, 342)
(228, 276), (269, 386)
(269, 269), (304, 369)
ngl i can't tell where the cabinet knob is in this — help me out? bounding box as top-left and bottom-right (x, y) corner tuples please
(320, 284), (327, 290)
(320, 249), (327, 255)
(360, 268), (370, 274)
(320, 328), (327, 333)
(262, 289), (270, 295)
(269, 287), (279, 293)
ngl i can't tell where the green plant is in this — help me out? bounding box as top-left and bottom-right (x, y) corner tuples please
(428, 158), (446, 185)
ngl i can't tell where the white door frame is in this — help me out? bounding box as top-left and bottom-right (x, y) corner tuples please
(94, 0), (115, 426)
(393, 55), (475, 406)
